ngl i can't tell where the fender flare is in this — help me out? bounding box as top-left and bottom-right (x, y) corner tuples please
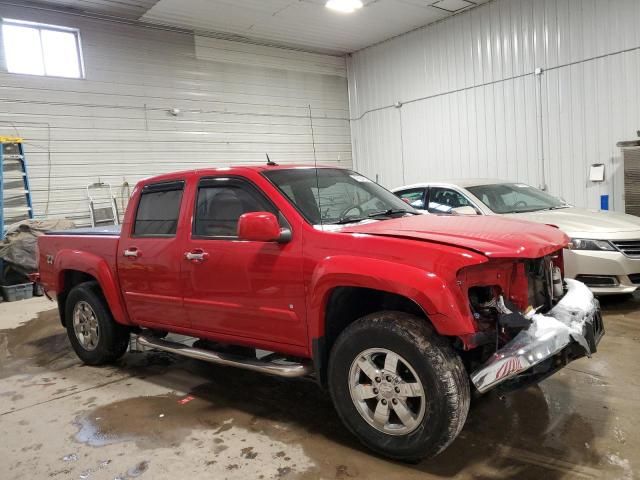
(307, 255), (482, 341)
(54, 249), (131, 325)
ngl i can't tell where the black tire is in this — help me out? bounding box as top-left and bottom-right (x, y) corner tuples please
(65, 281), (130, 365)
(328, 311), (470, 462)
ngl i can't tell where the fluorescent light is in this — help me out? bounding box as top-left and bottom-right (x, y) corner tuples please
(325, 0), (363, 13)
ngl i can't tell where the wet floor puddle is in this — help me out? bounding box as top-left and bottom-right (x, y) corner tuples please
(71, 361), (623, 480)
(74, 392), (229, 449)
(0, 309), (77, 379)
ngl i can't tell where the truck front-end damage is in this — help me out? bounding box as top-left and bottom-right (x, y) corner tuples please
(458, 252), (604, 394)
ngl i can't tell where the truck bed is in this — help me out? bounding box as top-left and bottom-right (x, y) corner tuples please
(38, 226), (121, 295)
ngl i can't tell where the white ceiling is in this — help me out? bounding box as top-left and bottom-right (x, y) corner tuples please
(28, 0), (162, 20)
(33, 0), (489, 55)
(141, 0), (489, 54)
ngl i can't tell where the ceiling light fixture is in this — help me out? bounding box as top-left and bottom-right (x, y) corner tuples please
(325, 0), (363, 14)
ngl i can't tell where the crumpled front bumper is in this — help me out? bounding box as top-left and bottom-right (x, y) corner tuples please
(470, 279), (604, 394)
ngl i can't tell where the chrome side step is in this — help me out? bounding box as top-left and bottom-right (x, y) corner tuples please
(134, 335), (313, 378)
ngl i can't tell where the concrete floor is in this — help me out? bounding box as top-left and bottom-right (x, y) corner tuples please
(0, 296), (637, 480)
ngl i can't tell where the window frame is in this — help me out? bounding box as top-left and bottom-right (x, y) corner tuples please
(191, 176), (286, 241)
(131, 180), (185, 238)
(2, 18), (85, 78)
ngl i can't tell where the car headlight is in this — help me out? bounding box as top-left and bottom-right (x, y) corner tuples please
(569, 238), (615, 251)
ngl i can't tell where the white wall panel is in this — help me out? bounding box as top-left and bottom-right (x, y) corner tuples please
(0, 4), (351, 224)
(347, 0), (640, 211)
(195, 37), (347, 77)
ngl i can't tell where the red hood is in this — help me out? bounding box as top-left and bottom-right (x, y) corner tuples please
(340, 215), (569, 258)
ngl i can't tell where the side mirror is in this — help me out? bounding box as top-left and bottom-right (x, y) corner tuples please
(237, 212), (289, 243)
(450, 206), (478, 216)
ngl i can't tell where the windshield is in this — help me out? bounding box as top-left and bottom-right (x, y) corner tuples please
(264, 168), (417, 225)
(467, 183), (567, 214)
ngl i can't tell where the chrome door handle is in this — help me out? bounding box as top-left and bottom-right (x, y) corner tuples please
(184, 250), (208, 262)
(123, 248), (139, 258)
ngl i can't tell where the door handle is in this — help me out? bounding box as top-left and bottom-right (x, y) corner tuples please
(184, 249), (208, 262)
(123, 248), (140, 258)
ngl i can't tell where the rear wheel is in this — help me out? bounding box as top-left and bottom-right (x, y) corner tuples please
(328, 311), (470, 462)
(65, 281), (130, 365)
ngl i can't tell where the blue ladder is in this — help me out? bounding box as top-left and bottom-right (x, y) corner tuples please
(1, 137), (34, 240)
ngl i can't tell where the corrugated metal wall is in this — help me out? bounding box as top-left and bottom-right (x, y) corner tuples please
(0, 4), (351, 224)
(347, 0), (640, 211)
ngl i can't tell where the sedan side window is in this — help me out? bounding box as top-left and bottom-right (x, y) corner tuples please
(428, 187), (475, 214)
(193, 178), (279, 238)
(396, 189), (426, 209)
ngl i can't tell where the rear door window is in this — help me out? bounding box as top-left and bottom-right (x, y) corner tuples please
(133, 181), (184, 236)
(396, 188), (426, 209)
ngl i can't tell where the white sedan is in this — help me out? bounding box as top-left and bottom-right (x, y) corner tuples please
(392, 179), (640, 295)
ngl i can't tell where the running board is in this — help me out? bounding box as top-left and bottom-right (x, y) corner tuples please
(134, 335), (313, 378)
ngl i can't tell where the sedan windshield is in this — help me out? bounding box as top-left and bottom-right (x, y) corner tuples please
(467, 183), (568, 214)
(264, 168), (417, 225)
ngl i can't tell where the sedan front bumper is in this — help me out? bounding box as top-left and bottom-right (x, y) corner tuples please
(470, 279), (604, 394)
(564, 248), (640, 295)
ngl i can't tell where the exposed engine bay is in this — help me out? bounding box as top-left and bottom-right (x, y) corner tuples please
(465, 253), (565, 351)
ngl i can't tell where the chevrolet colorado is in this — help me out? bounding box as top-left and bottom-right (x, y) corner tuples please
(37, 165), (603, 461)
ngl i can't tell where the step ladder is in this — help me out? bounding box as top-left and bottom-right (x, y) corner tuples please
(1, 137), (34, 239)
(87, 181), (119, 227)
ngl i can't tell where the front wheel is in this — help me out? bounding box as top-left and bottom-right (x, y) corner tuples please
(328, 311), (470, 462)
(65, 281), (130, 365)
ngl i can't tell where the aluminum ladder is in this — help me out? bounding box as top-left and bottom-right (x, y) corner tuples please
(0, 137), (34, 239)
(87, 181), (119, 227)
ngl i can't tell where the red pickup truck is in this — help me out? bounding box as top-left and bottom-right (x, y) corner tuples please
(38, 165), (603, 461)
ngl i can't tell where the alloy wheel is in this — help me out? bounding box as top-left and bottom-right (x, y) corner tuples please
(72, 300), (100, 351)
(348, 348), (426, 435)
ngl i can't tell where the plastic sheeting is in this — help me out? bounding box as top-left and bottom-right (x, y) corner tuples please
(471, 279), (598, 393)
(0, 219), (75, 274)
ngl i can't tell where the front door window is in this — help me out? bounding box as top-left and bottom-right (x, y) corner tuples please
(428, 187), (476, 214)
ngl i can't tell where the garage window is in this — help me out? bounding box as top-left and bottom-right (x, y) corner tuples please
(2, 18), (84, 78)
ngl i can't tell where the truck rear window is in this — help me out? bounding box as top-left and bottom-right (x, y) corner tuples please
(134, 181), (184, 236)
